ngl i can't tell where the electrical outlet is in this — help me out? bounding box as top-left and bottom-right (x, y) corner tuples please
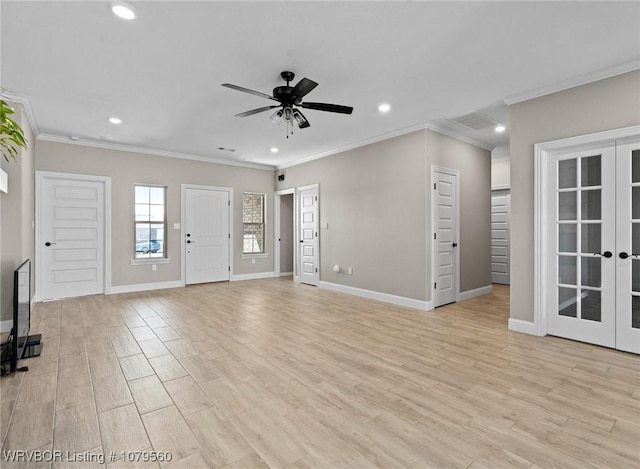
(252, 258), (256, 264)
(152, 265), (157, 271)
(348, 267), (353, 275)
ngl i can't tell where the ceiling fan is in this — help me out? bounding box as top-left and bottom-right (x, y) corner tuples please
(222, 71), (353, 136)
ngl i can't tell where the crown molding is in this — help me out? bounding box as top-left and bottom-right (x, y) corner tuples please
(276, 123), (428, 170)
(0, 90), (40, 135)
(37, 134), (275, 171)
(423, 123), (495, 152)
(504, 61), (640, 106)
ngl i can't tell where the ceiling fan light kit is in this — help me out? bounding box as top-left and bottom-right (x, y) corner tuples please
(222, 71), (353, 138)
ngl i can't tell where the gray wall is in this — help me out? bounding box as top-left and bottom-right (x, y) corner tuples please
(35, 141), (274, 288)
(510, 70), (640, 322)
(277, 128), (491, 302)
(1, 105), (36, 322)
(427, 129), (492, 293)
(279, 194), (294, 274)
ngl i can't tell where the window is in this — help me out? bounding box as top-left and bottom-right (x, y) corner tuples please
(243, 192), (265, 254)
(135, 185), (166, 258)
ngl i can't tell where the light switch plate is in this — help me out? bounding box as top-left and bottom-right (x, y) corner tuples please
(173, 223), (180, 229)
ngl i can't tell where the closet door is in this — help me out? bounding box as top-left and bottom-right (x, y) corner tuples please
(547, 145), (617, 348)
(616, 138), (640, 353)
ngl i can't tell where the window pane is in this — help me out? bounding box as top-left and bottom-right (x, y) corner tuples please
(581, 155), (601, 187)
(243, 194), (264, 223)
(150, 187), (164, 205)
(558, 287), (577, 317)
(581, 257), (601, 288)
(559, 192), (577, 220)
(558, 224), (576, 253)
(559, 256), (576, 285)
(632, 150), (640, 184)
(135, 203), (150, 221)
(559, 159), (577, 189)
(581, 224), (601, 254)
(581, 190), (601, 220)
(632, 296), (640, 329)
(634, 187), (640, 220)
(135, 186), (149, 204)
(243, 223), (264, 253)
(581, 290), (601, 322)
(150, 205), (165, 221)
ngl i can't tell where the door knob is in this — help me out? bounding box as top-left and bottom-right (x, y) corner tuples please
(595, 251), (612, 258)
(620, 252), (629, 259)
(45, 242), (56, 247)
(452, 242), (458, 248)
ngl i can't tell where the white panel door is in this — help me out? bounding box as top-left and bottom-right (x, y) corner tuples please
(39, 174), (105, 299)
(298, 184), (319, 286)
(491, 194), (510, 285)
(433, 169), (458, 307)
(547, 145), (617, 348)
(616, 139), (640, 353)
(185, 188), (230, 284)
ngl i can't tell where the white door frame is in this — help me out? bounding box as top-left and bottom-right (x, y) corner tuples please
(430, 166), (460, 307)
(181, 184), (233, 285)
(274, 188), (296, 278)
(35, 171), (112, 301)
(534, 125), (640, 337)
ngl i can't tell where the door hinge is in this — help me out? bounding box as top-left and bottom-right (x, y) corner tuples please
(315, 196), (318, 201)
(434, 233), (436, 239)
(228, 233), (230, 239)
(315, 267), (318, 273)
(434, 282), (437, 289)
(315, 232), (318, 237)
(433, 183), (436, 190)
(229, 266), (231, 272)
(228, 200), (231, 206)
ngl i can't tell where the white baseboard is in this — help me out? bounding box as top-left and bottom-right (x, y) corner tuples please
(109, 280), (184, 294)
(458, 285), (492, 302)
(0, 319), (12, 333)
(318, 281), (431, 311)
(508, 318), (538, 336)
(279, 271), (293, 277)
(232, 272), (275, 282)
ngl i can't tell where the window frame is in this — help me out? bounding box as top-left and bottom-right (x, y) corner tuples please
(242, 192), (267, 256)
(134, 184), (168, 260)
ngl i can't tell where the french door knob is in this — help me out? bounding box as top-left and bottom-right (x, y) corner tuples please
(45, 242), (56, 247)
(595, 251), (612, 258)
(620, 252), (629, 259)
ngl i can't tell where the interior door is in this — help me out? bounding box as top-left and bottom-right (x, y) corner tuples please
(491, 194), (510, 285)
(433, 168), (458, 307)
(547, 145), (617, 348)
(38, 173), (105, 299)
(185, 188), (230, 284)
(616, 139), (640, 353)
(298, 184), (319, 286)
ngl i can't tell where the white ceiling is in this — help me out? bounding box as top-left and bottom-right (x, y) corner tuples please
(2, 1), (639, 168)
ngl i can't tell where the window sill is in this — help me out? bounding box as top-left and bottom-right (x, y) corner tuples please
(241, 253), (269, 259)
(130, 258), (172, 266)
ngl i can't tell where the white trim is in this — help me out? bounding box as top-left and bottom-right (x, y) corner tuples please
(109, 280), (184, 295)
(35, 171), (112, 301)
(0, 168), (7, 193)
(508, 318), (539, 336)
(130, 258), (172, 266)
(491, 184), (510, 191)
(181, 184), (234, 285)
(241, 253), (268, 259)
(424, 123), (495, 152)
(231, 272), (275, 282)
(533, 125), (640, 338)
(279, 271), (293, 277)
(504, 61), (640, 105)
(430, 166), (461, 308)
(458, 285), (492, 302)
(319, 281), (432, 311)
(38, 133), (273, 171)
(0, 320), (12, 334)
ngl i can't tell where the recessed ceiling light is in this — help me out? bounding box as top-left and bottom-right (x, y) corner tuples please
(378, 103), (391, 113)
(108, 117), (122, 125)
(270, 147), (279, 153)
(495, 125), (506, 133)
(110, 1), (136, 20)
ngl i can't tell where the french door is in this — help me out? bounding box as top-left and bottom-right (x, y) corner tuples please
(546, 136), (640, 353)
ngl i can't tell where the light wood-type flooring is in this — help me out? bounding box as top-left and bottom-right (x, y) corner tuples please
(1, 279), (639, 468)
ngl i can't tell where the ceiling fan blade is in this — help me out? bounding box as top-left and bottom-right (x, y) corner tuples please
(235, 105), (280, 117)
(299, 102), (353, 114)
(221, 83), (278, 102)
(290, 78), (318, 102)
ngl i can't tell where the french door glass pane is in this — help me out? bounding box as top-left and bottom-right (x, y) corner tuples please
(632, 296), (640, 329)
(581, 290), (601, 322)
(559, 192), (577, 220)
(559, 224), (577, 252)
(559, 159), (577, 188)
(558, 287), (577, 317)
(633, 260), (640, 293)
(581, 224), (601, 253)
(581, 155), (601, 187)
(581, 190), (601, 220)
(559, 256), (576, 285)
(632, 150), (640, 183)
(633, 223), (640, 254)
(633, 187), (640, 220)
(581, 257), (601, 287)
